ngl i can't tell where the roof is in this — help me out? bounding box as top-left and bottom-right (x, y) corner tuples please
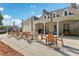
(51, 7), (69, 13)
(23, 16), (39, 23)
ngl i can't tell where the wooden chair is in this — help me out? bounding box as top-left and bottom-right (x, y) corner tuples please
(58, 33), (64, 46)
(23, 32), (30, 40)
(34, 32), (39, 40)
(54, 33), (64, 48)
(15, 31), (20, 39)
(7, 31), (11, 38)
(46, 33), (57, 48)
(8, 31), (14, 38)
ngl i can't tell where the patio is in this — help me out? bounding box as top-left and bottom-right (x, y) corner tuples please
(0, 33), (79, 56)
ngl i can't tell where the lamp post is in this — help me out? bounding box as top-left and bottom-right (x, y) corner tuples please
(31, 18), (34, 40)
(21, 19), (23, 38)
(12, 21), (16, 37)
(22, 19), (23, 33)
(18, 19), (24, 40)
(13, 21), (15, 30)
(13, 21), (15, 27)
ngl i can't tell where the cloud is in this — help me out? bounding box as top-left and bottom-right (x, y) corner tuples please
(2, 14), (22, 27)
(12, 19), (22, 27)
(30, 5), (36, 8)
(36, 15), (42, 17)
(0, 7), (4, 11)
(3, 14), (12, 19)
(2, 15), (12, 26)
(31, 11), (35, 15)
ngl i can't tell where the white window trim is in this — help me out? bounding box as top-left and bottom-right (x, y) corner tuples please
(52, 12), (57, 18)
(44, 15), (48, 20)
(63, 9), (69, 16)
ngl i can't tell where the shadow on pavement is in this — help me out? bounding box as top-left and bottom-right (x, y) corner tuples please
(35, 40), (70, 56)
(63, 45), (79, 55)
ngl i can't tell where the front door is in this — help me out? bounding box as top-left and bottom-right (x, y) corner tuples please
(38, 29), (43, 34)
(63, 24), (70, 35)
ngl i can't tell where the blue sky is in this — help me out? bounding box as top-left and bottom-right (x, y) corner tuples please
(0, 3), (70, 26)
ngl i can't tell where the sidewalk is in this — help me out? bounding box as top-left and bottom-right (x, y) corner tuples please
(0, 33), (79, 56)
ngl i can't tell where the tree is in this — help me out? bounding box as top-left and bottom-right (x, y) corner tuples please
(0, 12), (4, 25)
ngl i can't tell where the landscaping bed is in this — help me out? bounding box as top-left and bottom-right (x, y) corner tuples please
(0, 41), (23, 56)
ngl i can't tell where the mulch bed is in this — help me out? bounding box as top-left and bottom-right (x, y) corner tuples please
(0, 41), (23, 56)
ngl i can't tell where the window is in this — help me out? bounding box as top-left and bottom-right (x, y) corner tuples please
(52, 12), (56, 18)
(53, 14), (55, 18)
(48, 16), (50, 18)
(63, 24), (70, 33)
(69, 13), (73, 15)
(44, 15), (49, 19)
(54, 25), (57, 32)
(63, 9), (69, 16)
(64, 11), (68, 16)
(44, 16), (46, 19)
(57, 14), (60, 17)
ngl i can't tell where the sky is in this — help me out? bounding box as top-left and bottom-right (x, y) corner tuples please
(0, 3), (70, 27)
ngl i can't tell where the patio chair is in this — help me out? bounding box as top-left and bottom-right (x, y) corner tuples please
(34, 32), (39, 40)
(7, 31), (11, 38)
(59, 33), (64, 46)
(15, 31), (20, 39)
(55, 33), (64, 47)
(47, 33), (57, 48)
(23, 32), (30, 40)
(30, 32), (37, 40)
(8, 31), (14, 38)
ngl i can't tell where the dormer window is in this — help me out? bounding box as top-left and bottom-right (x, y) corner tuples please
(52, 12), (56, 18)
(57, 14), (60, 17)
(64, 11), (67, 16)
(48, 16), (50, 18)
(63, 9), (69, 16)
(44, 16), (46, 19)
(53, 14), (55, 18)
(44, 15), (49, 19)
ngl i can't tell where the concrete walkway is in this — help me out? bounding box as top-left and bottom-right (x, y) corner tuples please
(0, 33), (79, 56)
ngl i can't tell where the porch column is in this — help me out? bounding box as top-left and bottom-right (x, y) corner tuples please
(57, 21), (59, 37)
(44, 23), (45, 35)
(33, 21), (36, 33)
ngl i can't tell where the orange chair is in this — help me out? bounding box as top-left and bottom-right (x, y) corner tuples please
(47, 33), (57, 48)
(9, 31), (14, 37)
(48, 33), (54, 42)
(15, 31), (20, 39)
(23, 32), (30, 40)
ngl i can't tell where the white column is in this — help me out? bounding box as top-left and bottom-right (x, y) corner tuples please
(57, 21), (59, 37)
(33, 23), (35, 33)
(44, 23), (45, 35)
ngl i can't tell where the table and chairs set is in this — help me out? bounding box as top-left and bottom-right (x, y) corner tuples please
(7, 30), (64, 48)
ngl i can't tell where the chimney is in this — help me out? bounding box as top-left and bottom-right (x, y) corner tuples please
(70, 3), (76, 8)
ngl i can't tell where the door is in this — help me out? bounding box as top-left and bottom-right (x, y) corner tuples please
(63, 24), (70, 35)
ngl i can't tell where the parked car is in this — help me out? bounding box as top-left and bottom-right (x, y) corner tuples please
(0, 28), (6, 34)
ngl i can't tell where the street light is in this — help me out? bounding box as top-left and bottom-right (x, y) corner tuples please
(22, 19), (23, 32)
(17, 19), (24, 40)
(20, 19), (24, 39)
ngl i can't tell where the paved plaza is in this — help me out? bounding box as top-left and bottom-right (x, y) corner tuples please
(0, 33), (79, 56)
